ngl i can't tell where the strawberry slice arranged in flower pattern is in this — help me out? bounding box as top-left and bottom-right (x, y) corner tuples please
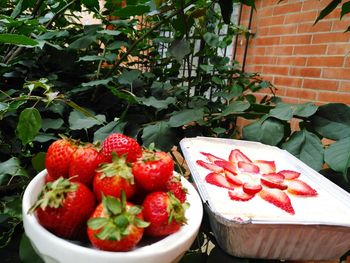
(260, 188), (295, 215)
(229, 149), (252, 163)
(278, 170), (300, 180)
(254, 160), (276, 174)
(287, 179), (318, 196)
(196, 160), (223, 172)
(214, 160), (238, 174)
(229, 189), (254, 201)
(260, 173), (288, 190)
(198, 149), (318, 215)
(205, 172), (236, 190)
(242, 182), (262, 195)
(238, 161), (260, 173)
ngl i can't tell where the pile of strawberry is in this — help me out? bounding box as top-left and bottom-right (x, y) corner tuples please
(29, 133), (188, 252)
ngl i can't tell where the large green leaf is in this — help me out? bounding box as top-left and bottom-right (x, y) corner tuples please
(68, 35), (97, 49)
(218, 0), (234, 24)
(138, 96), (175, 110)
(203, 32), (219, 47)
(242, 117), (285, 146)
(315, 0), (341, 24)
(310, 103), (350, 140)
(69, 110), (105, 130)
(0, 34), (38, 47)
(11, 0), (23, 18)
(81, 77), (113, 87)
(324, 137), (350, 180)
(0, 158), (27, 185)
(41, 118), (64, 132)
(341, 1), (350, 18)
(220, 101), (250, 117)
(168, 39), (191, 62)
(269, 102), (318, 121)
(142, 122), (176, 151)
(118, 70), (141, 86)
(16, 108), (42, 145)
(93, 120), (126, 142)
(112, 5), (150, 18)
(169, 108), (205, 127)
(19, 234), (44, 263)
(282, 130), (324, 171)
(31, 152), (46, 173)
(81, 0), (100, 9)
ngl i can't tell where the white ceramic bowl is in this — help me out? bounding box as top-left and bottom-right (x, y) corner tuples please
(22, 170), (203, 263)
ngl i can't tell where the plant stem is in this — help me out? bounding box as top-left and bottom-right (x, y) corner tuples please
(106, 0), (198, 78)
(46, 0), (79, 28)
(4, 0), (79, 64)
(32, 0), (45, 18)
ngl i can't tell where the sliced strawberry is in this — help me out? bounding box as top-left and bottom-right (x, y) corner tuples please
(261, 173), (285, 180)
(278, 170), (301, 180)
(254, 160), (276, 174)
(243, 182), (262, 195)
(200, 152), (224, 162)
(228, 189), (254, 201)
(228, 149), (252, 163)
(259, 188), (295, 215)
(238, 161), (260, 174)
(224, 171), (242, 186)
(214, 160), (237, 174)
(287, 179), (317, 196)
(196, 160), (223, 172)
(260, 174), (287, 190)
(205, 172), (236, 190)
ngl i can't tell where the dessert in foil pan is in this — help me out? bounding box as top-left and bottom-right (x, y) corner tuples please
(180, 137), (350, 260)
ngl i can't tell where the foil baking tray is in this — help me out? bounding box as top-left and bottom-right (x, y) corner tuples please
(180, 136), (350, 260)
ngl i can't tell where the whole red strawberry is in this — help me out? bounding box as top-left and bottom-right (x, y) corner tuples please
(102, 133), (142, 163)
(166, 174), (187, 203)
(142, 191), (187, 237)
(29, 177), (96, 240)
(45, 138), (77, 179)
(93, 154), (136, 202)
(69, 144), (104, 186)
(87, 194), (149, 252)
(132, 150), (174, 192)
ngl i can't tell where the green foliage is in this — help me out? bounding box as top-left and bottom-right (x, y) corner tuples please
(1, 0), (350, 261)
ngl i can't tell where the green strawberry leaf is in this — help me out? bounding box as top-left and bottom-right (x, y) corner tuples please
(105, 196), (122, 215)
(114, 214), (129, 228)
(87, 217), (109, 230)
(135, 217), (150, 228)
(96, 223), (117, 240)
(128, 206), (142, 215)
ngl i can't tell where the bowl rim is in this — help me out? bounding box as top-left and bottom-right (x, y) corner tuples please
(22, 169), (203, 259)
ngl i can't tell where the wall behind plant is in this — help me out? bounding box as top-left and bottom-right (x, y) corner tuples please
(235, 0), (350, 105)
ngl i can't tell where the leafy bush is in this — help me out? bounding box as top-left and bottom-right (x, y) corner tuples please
(0, 0), (350, 261)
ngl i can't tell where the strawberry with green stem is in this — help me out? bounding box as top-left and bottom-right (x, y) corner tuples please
(87, 193), (149, 252)
(93, 154), (136, 202)
(45, 137), (77, 179)
(142, 191), (188, 237)
(102, 133), (142, 163)
(166, 174), (187, 203)
(132, 148), (174, 192)
(69, 143), (104, 186)
(29, 177), (96, 240)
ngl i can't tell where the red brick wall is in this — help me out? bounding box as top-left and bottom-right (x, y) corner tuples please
(235, 0), (350, 104)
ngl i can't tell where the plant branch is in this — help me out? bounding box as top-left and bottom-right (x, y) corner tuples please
(32, 0), (45, 18)
(45, 0), (79, 28)
(4, 0), (79, 64)
(106, 0), (198, 77)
